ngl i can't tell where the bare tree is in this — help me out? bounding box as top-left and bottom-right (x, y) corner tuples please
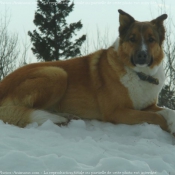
(0, 13), (19, 80)
(152, 1), (175, 109)
(158, 21), (175, 109)
(18, 33), (32, 67)
(81, 27), (115, 55)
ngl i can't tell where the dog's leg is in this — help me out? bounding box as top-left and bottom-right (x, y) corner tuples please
(0, 106), (68, 127)
(14, 66), (68, 109)
(0, 106), (33, 127)
(103, 108), (169, 132)
(0, 67), (68, 127)
(143, 105), (175, 135)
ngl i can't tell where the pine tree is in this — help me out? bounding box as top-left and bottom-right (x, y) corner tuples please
(158, 85), (175, 110)
(28, 0), (86, 61)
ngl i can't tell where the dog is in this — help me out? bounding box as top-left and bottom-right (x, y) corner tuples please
(0, 10), (175, 135)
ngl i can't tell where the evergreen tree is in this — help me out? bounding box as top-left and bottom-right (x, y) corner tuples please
(28, 0), (86, 61)
(158, 85), (175, 109)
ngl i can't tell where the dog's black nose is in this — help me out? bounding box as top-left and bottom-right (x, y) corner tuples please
(136, 51), (148, 64)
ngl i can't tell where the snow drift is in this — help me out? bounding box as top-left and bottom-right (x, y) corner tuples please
(0, 119), (175, 175)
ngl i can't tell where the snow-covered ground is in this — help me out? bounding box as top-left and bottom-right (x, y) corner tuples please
(0, 119), (175, 175)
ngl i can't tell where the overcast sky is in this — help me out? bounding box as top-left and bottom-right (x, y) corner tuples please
(0, 0), (174, 62)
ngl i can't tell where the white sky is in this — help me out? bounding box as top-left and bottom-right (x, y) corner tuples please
(0, 0), (175, 62)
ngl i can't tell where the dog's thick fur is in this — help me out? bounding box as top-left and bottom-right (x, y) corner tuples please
(0, 10), (175, 134)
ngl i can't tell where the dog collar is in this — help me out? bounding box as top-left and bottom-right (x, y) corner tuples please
(136, 72), (159, 85)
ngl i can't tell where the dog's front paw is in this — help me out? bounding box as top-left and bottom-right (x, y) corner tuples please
(157, 109), (175, 134)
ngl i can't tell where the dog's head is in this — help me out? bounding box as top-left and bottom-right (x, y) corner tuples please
(116, 9), (167, 75)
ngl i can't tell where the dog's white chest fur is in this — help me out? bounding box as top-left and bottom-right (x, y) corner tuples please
(120, 64), (165, 110)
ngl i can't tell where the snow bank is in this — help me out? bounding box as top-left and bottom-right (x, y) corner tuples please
(0, 119), (175, 175)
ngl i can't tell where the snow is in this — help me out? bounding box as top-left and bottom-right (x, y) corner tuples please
(0, 119), (175, 175)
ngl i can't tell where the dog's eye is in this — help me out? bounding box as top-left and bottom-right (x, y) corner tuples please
(148, 38), (154, 43)
(129, 38), (135, 42)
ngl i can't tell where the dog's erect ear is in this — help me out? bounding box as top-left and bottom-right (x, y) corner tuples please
(151, 14), (167, 24)
(151, 14), (168, 45)
(118, 9), (135, 37)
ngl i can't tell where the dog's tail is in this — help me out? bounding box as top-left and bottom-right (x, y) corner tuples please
(0, 106), (68, 127)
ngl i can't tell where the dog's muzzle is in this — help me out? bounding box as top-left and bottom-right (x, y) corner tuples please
(131, 50), (153, 67)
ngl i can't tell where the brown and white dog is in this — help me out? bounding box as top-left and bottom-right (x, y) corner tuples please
(0, 10), (175, 134)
